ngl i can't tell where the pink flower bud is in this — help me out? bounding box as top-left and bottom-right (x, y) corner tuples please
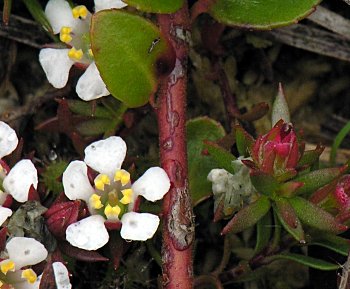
(251, 120), (299, 180)
(45, 201), (80, 238)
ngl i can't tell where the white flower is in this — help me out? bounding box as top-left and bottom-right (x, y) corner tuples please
(0, 122), (38, 225)
(39, 0), (127, 101)
(52, 262), (72, 289)
(208, 158), (257, 216)
(0, 237), (48, 289)
(63, 136), (170, 250)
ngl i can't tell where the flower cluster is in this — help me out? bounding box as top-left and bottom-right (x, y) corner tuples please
(39, 0), (127, 101)
(57, 136), (170, 250)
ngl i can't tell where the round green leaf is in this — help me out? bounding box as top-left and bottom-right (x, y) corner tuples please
(187, 117), (226, 205)
(124, 0), (184, 13)
(209, 0), (321, 30)
(91, 10), (175, 108)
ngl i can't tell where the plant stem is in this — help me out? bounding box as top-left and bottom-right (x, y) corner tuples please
(157, 4), (194, 289)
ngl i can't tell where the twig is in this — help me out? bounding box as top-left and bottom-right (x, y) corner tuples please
(157, 4), (194, 289)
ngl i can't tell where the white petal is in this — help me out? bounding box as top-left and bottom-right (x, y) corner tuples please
(62, 161), (94, 203)
(121, 212), (159, 241)
(84, 136), (126, 177)
(76, 62), (110, 101)
(45, 0), (77, 34)
(0, 206), (12, 226)
(7, 237), (48, 269)
(53, 262), (72, 289)
(0, 121), (18, 159)
(94, 0), (127, 12)
(132, 167), (170, 202)
(3, 160), (38, 203)
(15, 274), (42, 289)
(39, 48), (74, 89)
(66, 215), (109, 250)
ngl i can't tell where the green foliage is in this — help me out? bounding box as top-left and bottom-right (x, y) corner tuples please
(209, 0), (321, 30)
(254, 211), (272, 253)
(124, 0), (184, 13)
(186, 117), (225, 205)
(41, 160), (68, 195)
(22, 0), (53, 33)
(91, 10), (174, 108)
(204, 141), (236, 174)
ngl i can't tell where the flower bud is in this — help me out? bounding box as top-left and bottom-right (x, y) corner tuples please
(251, 120), (299, 181)
(44, 201), (80, 238)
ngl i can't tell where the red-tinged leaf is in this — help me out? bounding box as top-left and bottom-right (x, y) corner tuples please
(213, 197), (225, 222)
(274, 198), (305, 242)
(59, 241), (109, 262)
(109, 231), (125, 271)
(2, 0), (12, 25)
(250, 171), (279, 197)
(45, 201), (80, 238)
(28, 185), (40, 202)
(289, 197), (348, 234)
(0, 227), (7, 252)
(105, 220), (122, 230)
(235, 102), (269, 122)
(2, 194), (13, 208)
(221, 195), (271, 235)
(309, 179), (338, 204)
(204, 140), (236, 174)
(235, 124), (254, 157)
(294, 165), (347, 195)
(279, 181), (304, 197)
(200, 21), (225, 55)
(190, 0), (216, 22)
(298, 144), (325, 168)
(39, 258), (55, 289)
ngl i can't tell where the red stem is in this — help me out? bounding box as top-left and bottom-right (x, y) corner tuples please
(157, 5), (194, 289)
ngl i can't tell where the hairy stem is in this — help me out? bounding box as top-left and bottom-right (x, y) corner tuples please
(157, 5), (194, 289)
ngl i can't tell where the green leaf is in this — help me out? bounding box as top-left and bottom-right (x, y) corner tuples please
(67, 100), (114, 118)
(209, 0), (321, 30)
(254, 211), (272, 254)
(124, 0), (184, 13)
(294, 166), (346, 195)
(222, 195), (271, 234)
(22, 0), (53, 33)
(298, 145), (324, 168)
(91, 10), (175, 108)
(76, 118), (114, 136)
(42, 160), (68, 195)
(310, 234), (350, 256)
(204, 141), (236, 174)
(268, 253), (340, 271)
(187, 117), (226, 205)
(250, 171), (280, 197)
(273, 198), (305, 242)
(289, 197), (347, 234)
(330, 120), (350, 166)
(235, 124), (254, 157)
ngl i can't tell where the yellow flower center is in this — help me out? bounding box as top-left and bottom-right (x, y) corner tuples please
(0, 260), (14, 275)
(68, 47), (83, 61)
(21, 269), (37, 284)
(72, 5), (88, 19)
(89, 170), (134, 220)
(59, 26), (72, 43)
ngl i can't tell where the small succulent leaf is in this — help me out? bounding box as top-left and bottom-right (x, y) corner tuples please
(221, 195), (271, 235)
(310, 233), (350, 256)
(22, 0), (53, 34)
(235, 124), (254, 157)
(279, 181), (304, 197)
(123, 0), (184, 13)
(289, 197), (347, 234)
(209, 0), (321, 30)
(272, 83), (290, 126)
(250, 171), (280, 197)
(67, 100), (114, 118)
(42, 161), (68, 195)
(76, 118), (115, 136)
(273, 198), (305, 242)
(254, 210), (272, 254)
(298, 145), (325, 168)
(91, 10), (175, 108)
(268, 253), (340, 270)
(204, 140), (236, 174)
(187, 117), (226, 205)
(294, 166), (347, 195)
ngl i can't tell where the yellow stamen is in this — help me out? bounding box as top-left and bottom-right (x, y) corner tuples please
(59, 26), (72, 43)
(68, 47), (83, 61)
(104, 204), (121, 220)
(72, 5), (88, 19)
(114, 170), (130, 186)
(0, 260), (15, 275)
(120, 189), (133, 205)
(89, 194), (104, 209)
(94, 174), (111, 191)
(21, 269), (37, 284)
(88, 49), (93, 57)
